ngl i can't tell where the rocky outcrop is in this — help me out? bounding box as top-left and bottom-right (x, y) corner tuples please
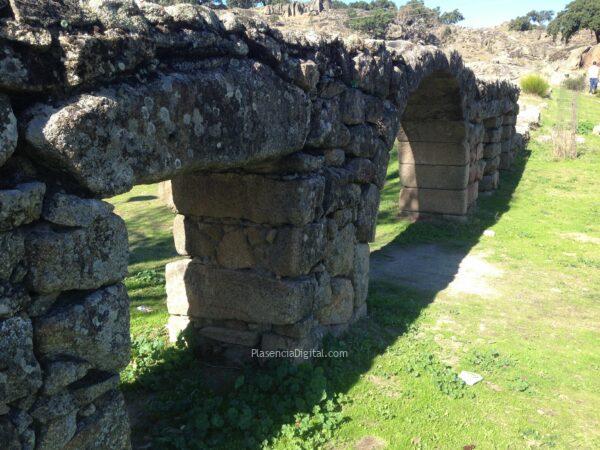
(0, 2), (520, 448)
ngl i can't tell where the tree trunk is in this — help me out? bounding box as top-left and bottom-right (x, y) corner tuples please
(595, 29), (600, 44)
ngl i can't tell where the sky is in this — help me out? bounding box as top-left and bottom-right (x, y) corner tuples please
(394, 0), (571, 28)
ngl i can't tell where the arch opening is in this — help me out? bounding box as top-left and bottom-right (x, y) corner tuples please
(398, 71), (475, 220)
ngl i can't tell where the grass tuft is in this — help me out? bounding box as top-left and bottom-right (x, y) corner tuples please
(520, 74), (549, 97)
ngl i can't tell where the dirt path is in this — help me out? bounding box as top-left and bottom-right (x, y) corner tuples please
(369, 243), (503, 297)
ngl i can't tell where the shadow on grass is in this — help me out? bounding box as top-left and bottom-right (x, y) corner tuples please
(123, 151), (529, 449)
(127, 195), (159, 202)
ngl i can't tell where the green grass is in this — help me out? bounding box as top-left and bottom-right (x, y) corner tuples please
(111, 89), (600, 449)
(109, 185), (177, 336)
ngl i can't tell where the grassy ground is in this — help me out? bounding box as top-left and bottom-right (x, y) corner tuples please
(111, 89), (600, 449)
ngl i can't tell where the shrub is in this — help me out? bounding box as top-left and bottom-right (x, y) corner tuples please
(439, 9), (464, 25)
(577, 120), (594, 135)
(508, 16), (533, 31)
(346, 9), (395, 38)
(348, 0), (371, 10)
(520, 74), (549, 97)
(347, 0), (396, 10)
(331, 0), (349, 8)
(562, 74), (586, 92)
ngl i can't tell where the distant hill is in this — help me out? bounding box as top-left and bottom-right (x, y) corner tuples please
(245, 6), (599, 84)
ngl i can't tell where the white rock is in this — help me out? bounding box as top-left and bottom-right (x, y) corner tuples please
(459, 371), (483, 386)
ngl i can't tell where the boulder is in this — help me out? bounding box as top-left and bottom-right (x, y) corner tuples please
(0, 95), (17, 168)
(42, 359), (92, 396)
(0, 20), (52, 48)
(70, 372), (120, 406)
(24, 60), (310, 197)
(316, 277), (354, 325)
(42, 193), (114, 228)
(8, 0), (94, 27)
(0, 230), (24, 282)
(171, 173), (324, 227)
(37, 411), (77, 450)
(166, 259), (317, 325)
(345, 124), (382, 158)
(340, 88), (366, 125)
(33, 284), (131, 372)
(63, 390), (131, 450)
(356, 184), (380, 243)
(306, 97), (351, 148)
(0, 316), (42, 404)
(0, 418), (20, 450)
(59, 30), (155, 87)
(352, 244), (370, 309)
(0, 282), (29, 319)
(324, 222), (356, 276)
(24, 213), (128, 293)
(322, 167), (361, 215)
(0, 182), (46, 232)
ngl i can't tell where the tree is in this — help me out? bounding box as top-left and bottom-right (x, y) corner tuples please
(439, 9), (464, 25)
(369, 0), (396, 10)
(526, 10), (554, 25)
(548, 0), (600, 43)
(347, 0), (395, 11)
(346, 8), (395, 38)
(508, 16), (533, 31)
(399, 0), (439, 21)
(348, 1), (371, 10)
(331, 0), (349, 8)
(508, 10), (554, 31)
(227, 0), (257, 8)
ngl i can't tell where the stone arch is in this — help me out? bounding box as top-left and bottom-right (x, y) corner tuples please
(398, 71), (473, 218)
(0, 3), (521, 448)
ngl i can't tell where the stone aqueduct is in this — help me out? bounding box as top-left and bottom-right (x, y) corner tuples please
(0, 2), (521, 448)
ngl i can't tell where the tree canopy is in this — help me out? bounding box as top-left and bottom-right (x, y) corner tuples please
(508, 10), (554, 32)
(344, 0), (396, 11)
(439, 9), (465, 25)
(346, 8), (395, 38)
(547, 0), (600, 43)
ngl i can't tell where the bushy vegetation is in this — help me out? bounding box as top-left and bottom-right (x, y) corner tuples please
(577, 120), (594, 135)
(520, 74), (549, 97)
(562, 74), (587, 91)
(331, 0), (349, 9)
(508, 9), (554, 31)
(123, 334), (347, 449)
(399, 1), (464, 27)
(343, 0), (464, 39)
(346, 8), (395, 38)
(227, 0), (258, 8)
(345, 0), (396, 10)
(439, 9), (464, 25)
(548, 0), (600, 43)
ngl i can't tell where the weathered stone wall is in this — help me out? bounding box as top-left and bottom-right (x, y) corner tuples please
(0, 1), (520, 448)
